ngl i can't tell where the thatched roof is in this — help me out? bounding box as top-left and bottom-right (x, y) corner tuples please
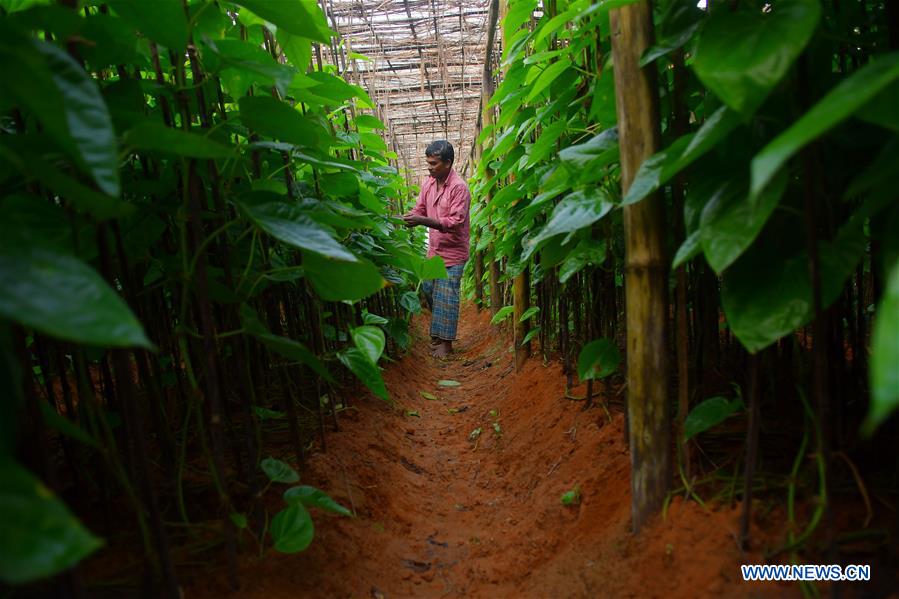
(322, 0), (499, 179)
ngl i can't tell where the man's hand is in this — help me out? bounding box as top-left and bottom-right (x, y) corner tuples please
(402, 214), (444, 231)
(402, 214), (423, 227)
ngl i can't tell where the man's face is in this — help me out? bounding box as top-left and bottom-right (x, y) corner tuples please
(426, 154), (452, 181)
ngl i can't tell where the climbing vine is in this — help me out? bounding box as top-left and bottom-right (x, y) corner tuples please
(0, 0), (446, 593)
(471, 0), (899, 539)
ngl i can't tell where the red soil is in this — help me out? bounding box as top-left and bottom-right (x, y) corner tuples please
(190, 305), (796, 598)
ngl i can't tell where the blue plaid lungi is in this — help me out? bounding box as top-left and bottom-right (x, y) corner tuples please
(422, 262), (465, 341)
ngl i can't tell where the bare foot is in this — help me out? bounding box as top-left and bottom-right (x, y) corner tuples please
(431, 340), (452, 358)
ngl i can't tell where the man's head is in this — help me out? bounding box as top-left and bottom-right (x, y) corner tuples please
(425, 140), (454, 181)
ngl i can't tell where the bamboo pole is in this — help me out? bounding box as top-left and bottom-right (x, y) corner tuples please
(478, 0), (501, 311)
(498, 0), (531, 369)
(609, 0), (671, 533)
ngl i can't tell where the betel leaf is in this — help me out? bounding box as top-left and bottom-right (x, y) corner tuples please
(861, 261), (899, 437)
(301, 71), (370, 107)
(521, 326), (541, 346)
(257, 334), (333, 383)
(558, 127), (619, 170)
(123, 122), (235, 159)
(534, 5), (579, 47)
(276, 30), (312, 72)
(0, 141), (129, 220)
(524, 188), (614, 257)
(351, 325), (386, 364)
(699, 170), (788, 274)
(525, 58), (572, 103)
(684, 396), (744, 440)
(504, 0), (538, 41)
(693, 0), (821, 116)
(415, 255), (448, 282)
(303, 252), (385, 302)
(238, 96), (323, 148)
(399, 291), (421, 314)
(362, 311), (389, 326)
(0, 243), (151, 348)
(253, 406), (285, 420)
(355, 114), (387, 130)
(36, 41), (119, 197)
(722, 226), (865, 353)
(385, 318), (410, 351)
(858, 80), (899, 133)
(490, 305), (514, 325)
(623, 106), (741, 205)
(231, 0), (331, 43)
(0, 0), (53, 13)
(526, 119), (568, 167)
(204, 38), (296, 98)
(230, 513), (248, 529)
(237, 198), (357, 262)
(106, 0), (188, 52)
(270, 503), (314, 553)
(0, 458), (103, 584)
(577, 338), (621, 381)
(0, 24), (69, 152)
(640, 0), (704, 67)
(559, 238), (606, 284)
(260, 457), (299, 484)
(672, 229), (702, 269)
(337, 347), (389, 401)
(750, 52), (899, 201)
(519, 306), (540, 323)
(283, 485), (352, 516)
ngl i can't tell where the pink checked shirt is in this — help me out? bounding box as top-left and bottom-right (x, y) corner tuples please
(409, 169), (471, 267)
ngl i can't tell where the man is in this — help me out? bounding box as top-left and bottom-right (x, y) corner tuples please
(403, 140), (471, 358)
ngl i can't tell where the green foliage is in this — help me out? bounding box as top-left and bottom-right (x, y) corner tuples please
(750, 52), (899, 200)
(490, 306), (514, 325)
(270, 502), (314, 553)
(0, 0), (433, 582)
(577, 338), (621, 381)
(283, 485), (353, 517)
(338, 348), (389, 402)
(862, 262), (899, 437)
(261, 457), (300, 484)
(350, 325), (386, 365)
(684, 397), (745, 440)
(471, 0), (897, 434)
(0, 243), (151, 349)
(560, 486), (581, 506)
(0, 458), (103, 584)
(692, 0), (821, 116)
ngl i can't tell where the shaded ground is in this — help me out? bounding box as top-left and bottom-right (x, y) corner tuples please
(192, 305), (796, 598)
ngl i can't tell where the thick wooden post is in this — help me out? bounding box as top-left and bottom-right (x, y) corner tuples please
(610, 0), (671, 532)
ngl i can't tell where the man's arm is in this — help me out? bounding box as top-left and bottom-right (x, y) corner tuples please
(402, 180), (443, 229)
(403, 214), (443, 230)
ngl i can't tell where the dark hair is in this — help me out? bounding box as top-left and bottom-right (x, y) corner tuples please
(425, 139), (454, 164)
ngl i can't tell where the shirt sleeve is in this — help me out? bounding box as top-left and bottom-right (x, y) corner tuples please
(437, 184), (471, 231)
(406, 181), (428, 217)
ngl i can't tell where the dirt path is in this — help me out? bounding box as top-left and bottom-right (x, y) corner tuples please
(193, 306), (793, 598)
